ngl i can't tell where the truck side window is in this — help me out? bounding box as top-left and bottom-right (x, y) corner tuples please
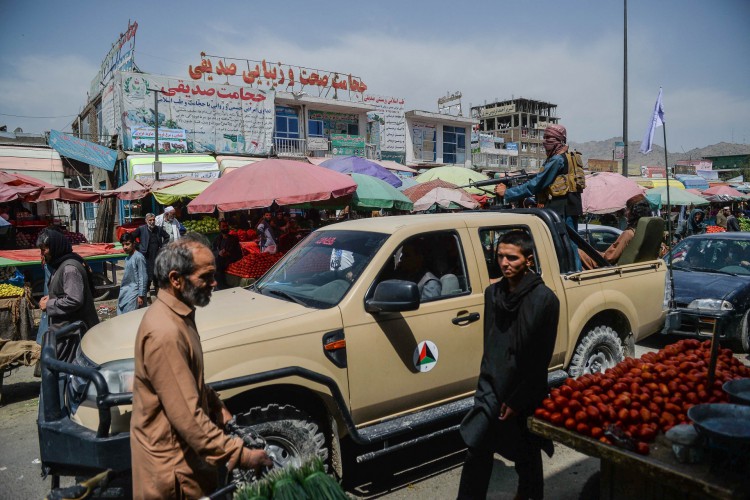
(375, 231), (469, 301)
(479, 227), (539, 281)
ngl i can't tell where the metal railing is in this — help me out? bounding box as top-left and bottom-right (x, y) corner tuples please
(273, 137), (307, 157)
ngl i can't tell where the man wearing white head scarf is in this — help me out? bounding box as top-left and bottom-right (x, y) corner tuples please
(156, 206), (182, 243)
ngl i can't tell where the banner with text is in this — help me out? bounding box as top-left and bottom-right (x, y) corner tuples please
(89, 21), (138, 100)
(363, 95), (406, 154)
(116, 72), (275, 155)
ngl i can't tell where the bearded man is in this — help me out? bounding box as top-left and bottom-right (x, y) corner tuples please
(130, 233), (270, 498)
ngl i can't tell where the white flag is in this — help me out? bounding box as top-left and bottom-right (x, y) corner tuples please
(639, 87), (665, 154)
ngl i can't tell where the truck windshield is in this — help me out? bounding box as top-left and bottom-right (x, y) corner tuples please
(254, 230), (389, 309)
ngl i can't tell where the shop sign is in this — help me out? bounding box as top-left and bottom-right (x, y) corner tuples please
(89, 21), (138, 100)
(187, 54), (367, 100)
(479, 103), (516, 118)
(130, 128), (188, 154)
(364, 95), (406, 152)
(331, 134), (365, 156)
(307, 137), (329, 151)
(506, 142), (519, 152)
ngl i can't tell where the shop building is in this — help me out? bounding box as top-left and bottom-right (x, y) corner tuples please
(471, 97), (559, 171)
(404, 110), (476, 169)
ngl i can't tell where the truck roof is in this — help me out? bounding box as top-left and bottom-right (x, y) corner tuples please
(322, 211), (546, 234)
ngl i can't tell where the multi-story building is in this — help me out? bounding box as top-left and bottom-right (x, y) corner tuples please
(471, 97), (559, 171)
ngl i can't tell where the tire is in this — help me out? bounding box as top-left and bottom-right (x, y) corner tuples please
(235, 403), (329, 469)
(729, 311), (750, 354)
(569, 326), (624, 378)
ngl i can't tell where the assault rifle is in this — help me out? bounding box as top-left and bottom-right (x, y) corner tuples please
(458, 170), (538, 205)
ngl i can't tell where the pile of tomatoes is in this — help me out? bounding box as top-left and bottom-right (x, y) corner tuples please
(705, 225), (726, 233)
(226, 252), (283, 278)
(535, 339), (750, 455)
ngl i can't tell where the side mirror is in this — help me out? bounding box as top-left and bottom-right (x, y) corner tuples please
(365, 279), (420, 313)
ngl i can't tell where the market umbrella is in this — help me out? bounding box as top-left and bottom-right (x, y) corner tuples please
(188, 159), (357, 213)
(414, 166), (490, 195)
(645, 186), (709, 207)
(397, 177), (419, 190)
(0, 171), (55, 188)
(34, 187), (101, 203)
(152, 179), (213, 205)
(320, 156), (402, 188)
(349, 173), (413, 211)
(581, 172), (645, 214)
(412, 187), (479, 212)
(702, 185), (747, 199)
(402, 179), (470, 202)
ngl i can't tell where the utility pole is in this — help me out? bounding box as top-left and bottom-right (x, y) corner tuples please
(622, 0), (629, 177)
(148, 88), (166, 181)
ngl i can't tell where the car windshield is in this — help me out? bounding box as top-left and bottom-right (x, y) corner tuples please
(254, 230), (389, 309)
(669, 237), (750, 275)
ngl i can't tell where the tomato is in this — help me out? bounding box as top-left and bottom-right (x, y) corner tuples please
(550, 413), (564, 426)
(576, 422), (590, 435)
(591, 427), (604, 439)
(586, 406), (601, 421)
(636, 442), (650, 455)
(575, 410), (588, 423)
(565, 418), (576, 430)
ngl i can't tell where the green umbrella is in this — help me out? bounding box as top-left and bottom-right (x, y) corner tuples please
(645, 186), (709, 207)
(350, 173), (414, 210)
(414, 166), (490, 195)
(152, 179), (213, 205)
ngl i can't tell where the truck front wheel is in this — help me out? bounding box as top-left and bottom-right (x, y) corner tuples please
(235, 403), (329, 469)
(569, 326), (624, 377)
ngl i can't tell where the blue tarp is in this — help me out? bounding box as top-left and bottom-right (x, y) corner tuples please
(675, 174), (709, 191)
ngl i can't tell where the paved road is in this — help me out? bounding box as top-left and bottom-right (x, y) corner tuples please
(1, 334), (747, 499)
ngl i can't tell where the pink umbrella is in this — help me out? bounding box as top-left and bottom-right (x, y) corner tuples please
(0, 183), (42, 203)
(702, 185), (747, 199)
(188, 159), (357, 213)
(581, 172), (644, 214)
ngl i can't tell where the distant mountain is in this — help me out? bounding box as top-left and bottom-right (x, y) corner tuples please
(568, 138), (750, 174)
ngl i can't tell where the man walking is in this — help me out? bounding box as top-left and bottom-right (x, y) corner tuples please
(727, 208), (741, 232)
(156, 205), (182, 243)
(134, 213), (169, 295)
(131, 234), (270, 498)
(457, 231), (559, 500)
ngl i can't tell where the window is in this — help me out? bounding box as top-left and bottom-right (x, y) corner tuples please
(347, 123), (359, 136)
(478, 227), (539, 281)
(443, 126), (466, 164)
(308, 119), (324, 137)
(373, 231), (469, 302)
(412, 124), (436, 162)
(83, 202), (97, 220)
(275, 106), (299, 139)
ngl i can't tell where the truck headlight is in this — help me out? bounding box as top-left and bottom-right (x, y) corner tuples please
(687, 299), (733, 311)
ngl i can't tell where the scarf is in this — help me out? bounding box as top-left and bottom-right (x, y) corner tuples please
(496, 270), (545, 313)
(44, 230), (84, 271)
(543, 124), (569, 158)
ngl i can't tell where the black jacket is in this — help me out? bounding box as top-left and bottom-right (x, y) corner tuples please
(134, 224), (169, 256)
(460, 271), (559, 457)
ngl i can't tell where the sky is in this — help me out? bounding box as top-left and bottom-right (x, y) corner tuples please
(1, 0), (748, 152)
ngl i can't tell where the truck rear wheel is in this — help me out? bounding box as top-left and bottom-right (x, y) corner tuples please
(569, 326), (624, 377)
(235, 403), (329, 469)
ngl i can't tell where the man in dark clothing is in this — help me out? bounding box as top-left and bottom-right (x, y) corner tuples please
(212, 219), (242, 289)
(134, 213), (170, 294)
(37, 229), (99, 361)
(727, 209), (741, 232)
(457, 231), (559, 500)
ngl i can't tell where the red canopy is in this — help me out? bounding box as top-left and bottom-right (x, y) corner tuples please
(0, 183), (43, 203)
(100, 177), (197, 201)
(0, 171), (99, 203)
(34, 187), (101, 203)
(0, 171), (55, 188)
(188, 159), (357, 213)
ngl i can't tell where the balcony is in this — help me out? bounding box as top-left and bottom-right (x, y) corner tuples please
(274, 136), (379, 159)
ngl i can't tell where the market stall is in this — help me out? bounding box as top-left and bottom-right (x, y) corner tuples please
(531, 338), (750, 499)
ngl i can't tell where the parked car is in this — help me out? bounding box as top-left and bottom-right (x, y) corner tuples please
(578, 223), (623, 253)
(665, 232), (750, 352)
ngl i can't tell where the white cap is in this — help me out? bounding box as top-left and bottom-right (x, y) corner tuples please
(164, 206), (175, 213)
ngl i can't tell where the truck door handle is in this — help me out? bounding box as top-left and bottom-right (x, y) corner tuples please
(452, 312), (480, 325)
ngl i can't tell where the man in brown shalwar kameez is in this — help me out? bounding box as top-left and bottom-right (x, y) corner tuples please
(130, 235), (270, 499)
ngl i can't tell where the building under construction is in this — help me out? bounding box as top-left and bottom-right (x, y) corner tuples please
(471, 97), (559, 171)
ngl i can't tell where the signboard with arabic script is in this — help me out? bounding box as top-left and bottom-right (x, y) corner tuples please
(187, 55), (368, 101)
(116, 72), (275, 155)
(131, 128), (188, 153)
(331, 134), (365, 156)
(49, 130), (117, 171)
(363, 95), (406, 154)
(89, 21), (138, 100)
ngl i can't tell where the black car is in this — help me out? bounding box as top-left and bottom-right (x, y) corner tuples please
(665, 232), (750, 352)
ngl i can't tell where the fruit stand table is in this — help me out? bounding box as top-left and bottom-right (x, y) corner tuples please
(529, 417), (747, 499)
(0, 244), (127, 301)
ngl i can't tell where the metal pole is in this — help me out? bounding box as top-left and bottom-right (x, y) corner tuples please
(153, 90), (160, 181)
(663, 122), (676, 309)
(622, 0), (629, 177)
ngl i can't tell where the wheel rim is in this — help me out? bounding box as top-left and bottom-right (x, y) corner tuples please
(265, 436), (303, 469)
(584, 348), (616, 374)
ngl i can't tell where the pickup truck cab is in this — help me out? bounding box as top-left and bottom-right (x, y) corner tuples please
(38, 209), (667, 485)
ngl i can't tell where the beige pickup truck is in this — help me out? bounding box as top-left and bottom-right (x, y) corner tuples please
(38, 209), (666, 485)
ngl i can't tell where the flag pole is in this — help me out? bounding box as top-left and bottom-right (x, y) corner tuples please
(663, 122), (675, 309)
